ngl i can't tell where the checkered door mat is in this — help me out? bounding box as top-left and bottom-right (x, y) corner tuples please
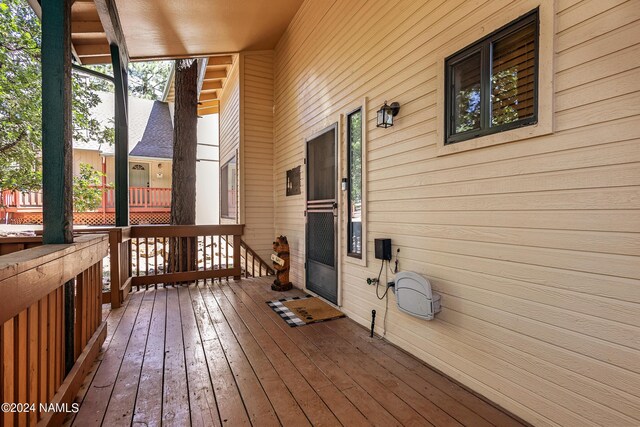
(266, 295), (313, 327)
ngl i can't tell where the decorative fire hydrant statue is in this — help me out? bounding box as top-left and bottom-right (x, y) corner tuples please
(271, 235), (292, 291)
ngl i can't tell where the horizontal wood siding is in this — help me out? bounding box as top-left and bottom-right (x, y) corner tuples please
(272, 0), (640, 425)
(240, 52), (275, 261)
(219, 56), (240, 224)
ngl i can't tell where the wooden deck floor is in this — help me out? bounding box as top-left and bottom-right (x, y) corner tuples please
(66, 277), (526, 427)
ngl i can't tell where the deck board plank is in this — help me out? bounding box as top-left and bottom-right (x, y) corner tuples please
(177, 286), (222, 427)
(102, 289), (155, 426)
(204, 281), (312, 426)
(72, 291), (144, 426)
(187, 284), (253, 426)
(225, 279), (373, 427)
(195, 282), (281, 426)
(329, 319), (524, 427)
(215, 280), (344, 426)
(133, 286), (167, 427)
(64, 291), (132, 426)
(162, 285), (191, 425)
(314, 321), (462, 427)
(299, 321), (433, 426)
(70, 277), (528, 427)
(239, 279), (405, 427)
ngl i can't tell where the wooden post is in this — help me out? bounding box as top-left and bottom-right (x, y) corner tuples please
(109, 228), (122, 309)
(233, 234), (242, 280)
(101, 156), (107, 224)
(41, 0), (73, 245)
(111, 44), (129, 227)
(41, 0), (75, 376)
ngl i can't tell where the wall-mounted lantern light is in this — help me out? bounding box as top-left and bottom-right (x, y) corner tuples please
(341, 177), (348, 191)
(376, 101), (400, 128)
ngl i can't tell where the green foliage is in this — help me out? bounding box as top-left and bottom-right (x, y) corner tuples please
(491, 69), (520, 126)
(87, 61), (172, 101)
(348, 110), (362, 207)
(73, 163), (104, 212)
(455, 68), (523, 132)
(0, 0), (113, 192)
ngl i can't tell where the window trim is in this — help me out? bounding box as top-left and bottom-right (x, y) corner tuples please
(342, 98), (368, 267)
(445, 9), (540, 145)
(220, 156), (237, 220)
(435, 0), (554, 156)
(346, 107), (363, 259)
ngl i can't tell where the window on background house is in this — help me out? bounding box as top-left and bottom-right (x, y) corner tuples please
(445, 9), (539, 144)
(220, 156), (237, 219)
(347, 108), (362, 258)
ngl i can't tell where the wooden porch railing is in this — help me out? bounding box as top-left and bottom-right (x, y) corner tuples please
(0, 236), (43, 256)
(0, 235), (108, 426)
(240, 240), (275, 278)
(1, 225), (267, 311)
(1, 187), (171, 213)
(128, 224), (245, 289)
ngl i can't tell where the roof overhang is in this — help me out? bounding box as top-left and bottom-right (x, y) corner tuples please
(29, 0), (303, 115)
(113, 0), (304, 61)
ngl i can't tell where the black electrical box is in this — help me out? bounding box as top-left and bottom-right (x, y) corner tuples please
(374, 238), (392, 260)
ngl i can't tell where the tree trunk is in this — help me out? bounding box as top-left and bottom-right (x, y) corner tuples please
(170, 59), (198, 278)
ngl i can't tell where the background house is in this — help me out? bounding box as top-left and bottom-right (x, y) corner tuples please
(3, 91), (220, 225)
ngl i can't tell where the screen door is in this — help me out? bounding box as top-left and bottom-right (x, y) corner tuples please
(306, 124), (338, 304)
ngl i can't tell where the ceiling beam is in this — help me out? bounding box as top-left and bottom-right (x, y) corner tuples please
(199, 92), (218, 102)
(71, 20), (105, 34)
(198, 108), (219, 116)
(198, 100), (219, 109)
(75, 43), (111, 56)
(204, 69), (227, 80)
(94, 0), (129, 65)
(77, 55), (112, 65)
(201, 80), (223, 91)
(206, 55), (234, 66)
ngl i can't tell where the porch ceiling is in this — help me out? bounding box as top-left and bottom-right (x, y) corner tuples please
(113, 0), (305, 61)
(165, 55), (235, 116)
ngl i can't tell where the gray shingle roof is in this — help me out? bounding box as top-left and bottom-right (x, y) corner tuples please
(130, 101), (173, 159)
(74, 92), (173, 159)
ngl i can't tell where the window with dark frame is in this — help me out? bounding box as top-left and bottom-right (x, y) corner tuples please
(445, 9), (539, 144)
(347, 108), (362, 258)
(220, 156), (237, 219)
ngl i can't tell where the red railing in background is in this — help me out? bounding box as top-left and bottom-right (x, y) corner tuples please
(1, 187), (171, 213)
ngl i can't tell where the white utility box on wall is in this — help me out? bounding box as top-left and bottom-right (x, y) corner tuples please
(394, 271), (441, 320)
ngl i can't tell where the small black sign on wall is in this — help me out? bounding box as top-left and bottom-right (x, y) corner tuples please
(286, 166), (301, 196)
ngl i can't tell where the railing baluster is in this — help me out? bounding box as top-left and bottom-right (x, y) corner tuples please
(205, 235), (209, 272)
(217, 234), (222, 282)
(145, 237), (149, 277)
(186, 236), (192, 280)
(154, 237), (158, 279)
(225, 235), (229, 272)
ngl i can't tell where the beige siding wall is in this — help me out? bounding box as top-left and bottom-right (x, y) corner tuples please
(272, 0), (640, 425)
(76, 154), (172, 188)
(241, 52), (276, 261)
(73, 149), (102, 177)
(219, 56), (241, 224)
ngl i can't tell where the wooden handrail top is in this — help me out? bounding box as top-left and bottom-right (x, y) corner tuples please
(0, 236), (42, 244)
(0, 234), (107, 280)
(0, 234), (108, 323)
(130, 224), (245, 238)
